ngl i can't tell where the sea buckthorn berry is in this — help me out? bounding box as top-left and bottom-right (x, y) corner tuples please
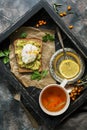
(69, 25), (74, 29)
(59, 13), (64, 17)
(39, 22), (43, 25)
(63, 12), (67, 16)
(77, 80), (82, 83)
(44, 21), (46, 24)
(36, 24), (39, 27)
(73, 93), (77, 96)
(72, 97), (76, 101)
(67, 5), (72, 11)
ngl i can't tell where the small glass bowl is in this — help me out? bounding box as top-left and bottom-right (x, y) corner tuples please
(49, 48), (85, 84)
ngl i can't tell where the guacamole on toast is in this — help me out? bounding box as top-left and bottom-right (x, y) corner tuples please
(14, 38), (42, 73)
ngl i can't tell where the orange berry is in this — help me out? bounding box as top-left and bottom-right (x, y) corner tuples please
(77, 80), (81, 83)
(69, 25), (74, 29)
(42, 20), (44, 24)
(59, 13), (64, 17)
(36, 24), (39, 27)
(39, 22), (43, 25)
(67, 5), (72, 11)
(63, 12), (67, 16)
(72, 97), (75, 101)
(43, 21), (46, 24)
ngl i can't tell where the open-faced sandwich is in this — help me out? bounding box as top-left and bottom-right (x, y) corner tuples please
(9, 27), (56, 88)
(14, 38), (42, 73)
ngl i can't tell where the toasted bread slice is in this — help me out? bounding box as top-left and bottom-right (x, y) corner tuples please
(13, 38), (42, 73)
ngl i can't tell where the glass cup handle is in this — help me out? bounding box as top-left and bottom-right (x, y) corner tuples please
(60, 79), (68, 88)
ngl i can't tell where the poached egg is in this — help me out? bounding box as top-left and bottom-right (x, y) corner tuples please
(21, 44), (38, 64)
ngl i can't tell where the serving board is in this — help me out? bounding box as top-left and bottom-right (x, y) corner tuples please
(0, 60), (87, 130)
(0, 0), (87, 129)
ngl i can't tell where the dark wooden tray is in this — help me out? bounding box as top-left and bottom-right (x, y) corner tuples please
(0, 0), (87, 129)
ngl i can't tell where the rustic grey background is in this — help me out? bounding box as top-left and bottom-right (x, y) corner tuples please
(0, 0), (87, 130)
(0, 0), (87, 48)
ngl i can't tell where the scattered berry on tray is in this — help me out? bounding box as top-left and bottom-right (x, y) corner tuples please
(36, 20), (47, 27)
(68, 25), (74, 29)
(69, 86), (83, 101)
(67, 5), (72, 11)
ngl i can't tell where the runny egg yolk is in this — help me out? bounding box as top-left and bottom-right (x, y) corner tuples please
(21, 44), (38, 64)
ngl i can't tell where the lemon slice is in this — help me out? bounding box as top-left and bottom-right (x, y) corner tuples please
(59, 59), (80, 79)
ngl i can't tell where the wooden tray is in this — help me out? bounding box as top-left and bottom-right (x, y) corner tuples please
(0, 0), (87, 129)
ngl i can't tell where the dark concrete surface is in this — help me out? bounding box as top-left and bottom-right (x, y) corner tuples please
(0, 0), (87, 130)
(0, 0), (39, 33)
(0, 0), (87, 50)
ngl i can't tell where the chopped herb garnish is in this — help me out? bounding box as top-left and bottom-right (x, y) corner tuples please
(53, 3), (62, 13)
(31, 70), (48, 81)
(53, 3), (62, 6)
(3, 57), (9, 64)
(0, 49), (10, 64)
(20, 32), (27, 38)
(0, 51), (5, 57)
(42, 33), (55, 42)
(3, 49), (10, 56)
(41, 70), (48, 78)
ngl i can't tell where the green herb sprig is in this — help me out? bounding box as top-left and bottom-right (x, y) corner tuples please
(0, 49), (10, 64)
(42, 33), (55, 42)
(31, 70), (48, 81)
(53, 3), (62, 13)
(20, 32), (27, 38)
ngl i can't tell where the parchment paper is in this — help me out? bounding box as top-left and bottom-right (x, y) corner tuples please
(9, 27), (56, 89)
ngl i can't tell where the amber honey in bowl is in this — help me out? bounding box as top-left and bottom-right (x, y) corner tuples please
(41, 86), (67, 112)
(49, 48), (85, 84)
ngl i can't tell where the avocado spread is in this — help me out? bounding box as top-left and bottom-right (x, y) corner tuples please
(15, 39), (41, 70)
